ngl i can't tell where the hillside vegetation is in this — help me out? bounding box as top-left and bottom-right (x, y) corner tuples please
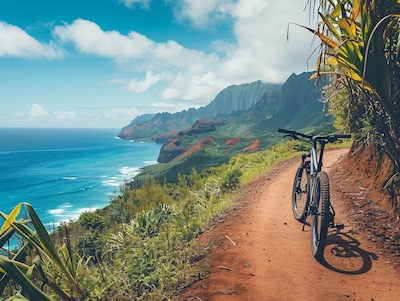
(124, 72), (334, 182)
(0, 140), (311, 300)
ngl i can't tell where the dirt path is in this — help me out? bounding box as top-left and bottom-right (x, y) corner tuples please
(178, 149), (399, 301)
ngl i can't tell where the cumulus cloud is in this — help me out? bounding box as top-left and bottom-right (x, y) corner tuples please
(0, 22), (64, 59)
(53, 1), (316, 107)
(13, 104), (76, 123)
(29, 104), (49, 118)
(53, 19), (222, 98)
(161, 71), (225, 104)
(221, 0), (316, 82)
(159, 0), (317, 102)
(172, 0), (316, 79)
(54, 19), (152, 59)
(54, 19), (214, 68)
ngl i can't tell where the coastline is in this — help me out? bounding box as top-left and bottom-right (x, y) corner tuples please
(0, 128), (162, 228)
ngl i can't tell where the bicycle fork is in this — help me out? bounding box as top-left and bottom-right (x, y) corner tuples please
(301, 195), (344, 231)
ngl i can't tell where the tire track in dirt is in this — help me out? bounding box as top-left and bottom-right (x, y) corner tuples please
(178, 149), (399, 301)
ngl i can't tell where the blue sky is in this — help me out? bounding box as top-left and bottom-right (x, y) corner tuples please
(0, 0), (316, 128)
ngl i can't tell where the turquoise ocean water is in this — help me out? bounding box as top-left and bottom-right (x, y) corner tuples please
(0, 128), (161, 227)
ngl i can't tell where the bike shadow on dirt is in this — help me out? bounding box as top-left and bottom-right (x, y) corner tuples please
(319, 230), (379, 275)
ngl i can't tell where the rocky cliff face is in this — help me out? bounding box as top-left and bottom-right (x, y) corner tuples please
(155, 72), (332, 164)
(199, 80), (280, 117)
(119, 71), (332, 166)
(118, 81), (281, 142)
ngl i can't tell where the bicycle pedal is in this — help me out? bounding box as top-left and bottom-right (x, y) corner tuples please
(335, 223), (344, 230)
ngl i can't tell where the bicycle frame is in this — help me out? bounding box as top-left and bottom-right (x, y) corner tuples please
(302, 138), (328, 225)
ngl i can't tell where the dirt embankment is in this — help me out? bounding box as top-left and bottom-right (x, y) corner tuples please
(177, 149), (400, 301)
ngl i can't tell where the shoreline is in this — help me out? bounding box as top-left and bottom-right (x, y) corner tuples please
(0, 129), (162, 230)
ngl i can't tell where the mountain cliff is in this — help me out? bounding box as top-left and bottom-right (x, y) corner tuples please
(156, 72), (331, 164)
(120, 72), (333, 182)
(118, 81), (281, 142)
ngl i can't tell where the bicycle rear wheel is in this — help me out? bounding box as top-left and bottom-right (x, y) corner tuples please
(311, 171), (330, 259)
(292, 164), (309, 222)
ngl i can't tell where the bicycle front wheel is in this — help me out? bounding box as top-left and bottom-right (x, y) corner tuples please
(311, 171), (330, 259)
(292, 165), (309, 222)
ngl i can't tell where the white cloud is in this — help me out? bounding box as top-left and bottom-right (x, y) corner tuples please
(54, 19), (215, 68)
(3, 104), (141, 128)
(54, 1), (317, 108)
(161, 71), (224, 104)
(118, 71), (164, 93)
(24, 104), (76, 123)
(171, 0), (316, 83)
(120, 0), (150, 9)
(173, 0), (235, 28)
(54, 19), (153, 59)
(52, 111), (76, 121)
(29, 104), (49, 118)
(182, 0), (315, 85)
(54, 19), (223, 101)
(158, 0), (316, 103)
(232, 0), (268, 18)
(0, 22), (64, 59)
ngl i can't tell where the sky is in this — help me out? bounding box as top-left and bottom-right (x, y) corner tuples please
(0, 0), (318, 128)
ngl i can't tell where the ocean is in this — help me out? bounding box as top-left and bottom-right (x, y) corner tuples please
(0, 128), (161, 228)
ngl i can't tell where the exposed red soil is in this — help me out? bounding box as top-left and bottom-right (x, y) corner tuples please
(224, 138), (240, 155)
(176, 149), (400, 301)
(173, 137), (215, 161)
(225, 138), (240, 146)
(331, 145), (400, 264)
(244, 138), (260, 153)
(337, 143), (399, 210)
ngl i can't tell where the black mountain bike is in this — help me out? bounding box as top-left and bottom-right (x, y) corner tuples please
(278, 129), (351, 259)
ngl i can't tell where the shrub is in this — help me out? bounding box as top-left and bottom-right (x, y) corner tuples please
(79, 211), (106, 231)
(221, 168), (242, 192)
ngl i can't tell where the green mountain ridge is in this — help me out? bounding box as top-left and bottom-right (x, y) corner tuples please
(118, 80), (281, 142)
(124, 71), (333, 182)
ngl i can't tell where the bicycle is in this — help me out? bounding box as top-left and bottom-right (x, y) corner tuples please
(278, 128), (351, 259)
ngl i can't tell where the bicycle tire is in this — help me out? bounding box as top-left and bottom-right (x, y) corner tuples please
(311, 171), (330, 259)
(292, 164), (310, 222)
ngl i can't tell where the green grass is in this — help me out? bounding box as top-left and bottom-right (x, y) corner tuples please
(0, 139), (351, 300)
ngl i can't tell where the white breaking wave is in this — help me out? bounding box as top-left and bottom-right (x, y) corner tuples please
(143, 160), (158, 165)
(101, 179), (121, 187)
(119, 166), (140, 178)
(48, 203), (102, 223)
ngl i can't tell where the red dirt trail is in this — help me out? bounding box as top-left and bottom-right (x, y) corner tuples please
(178, 149), (399, 301)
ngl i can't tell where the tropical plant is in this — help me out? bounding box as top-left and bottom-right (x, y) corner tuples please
(302, 0), (400, 200)
(0, 203), (88, 300)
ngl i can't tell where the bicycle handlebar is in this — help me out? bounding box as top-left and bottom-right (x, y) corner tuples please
(278, 128), (312, 139)
(335, 134), (352, 139)
(277, 128), (293, 134)
(278, 128), (351, 142)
